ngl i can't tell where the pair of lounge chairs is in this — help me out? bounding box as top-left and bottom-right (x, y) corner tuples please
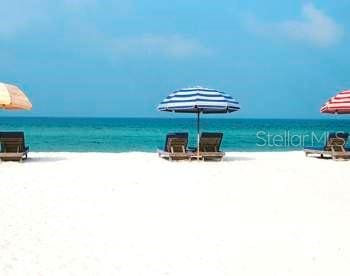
(304, 132), (350, 160)
(0, 132), (29, 162)
(158, 132), (225, 161)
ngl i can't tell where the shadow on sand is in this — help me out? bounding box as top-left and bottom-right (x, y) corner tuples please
(26, 156), (67, 163)
(224, 156), (256, 162)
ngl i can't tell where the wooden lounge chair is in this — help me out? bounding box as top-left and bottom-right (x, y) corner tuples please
(0, 132), (29, 162)
(157, 132), (192, 161)
(304, 132), (349, 159)
(329, 137), (350, 160)
(196, 132), (225, 161)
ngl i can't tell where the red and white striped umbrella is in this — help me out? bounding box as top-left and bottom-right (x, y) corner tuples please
(321, 90), (350, 114)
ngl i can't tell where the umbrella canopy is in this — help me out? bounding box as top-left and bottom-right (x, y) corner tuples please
(158, 86), (240, 159)
(0, 82), (32, 110)
(157, 86), (240, 113)
(321, 90), (350, 114)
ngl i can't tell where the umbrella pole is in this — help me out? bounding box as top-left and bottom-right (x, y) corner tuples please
(197, 111), (200, 160)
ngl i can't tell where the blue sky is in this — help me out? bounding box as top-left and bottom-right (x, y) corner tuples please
(1, 0), (350, 118)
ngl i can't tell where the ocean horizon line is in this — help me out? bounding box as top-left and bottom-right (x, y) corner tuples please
(0, 115), (348, 121)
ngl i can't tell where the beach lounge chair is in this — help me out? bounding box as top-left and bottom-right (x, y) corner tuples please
(196, 132), (225, 161)
(0, 132), (29, 162)
(157, 132), (192, 161)
(329, 137), (350, 160)
(304, 132), (350, 160)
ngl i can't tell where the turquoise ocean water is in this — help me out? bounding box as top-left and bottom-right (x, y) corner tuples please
(1, 117), (350, 152)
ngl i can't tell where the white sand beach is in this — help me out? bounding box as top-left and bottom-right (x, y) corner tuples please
(1, 151), (350, 275)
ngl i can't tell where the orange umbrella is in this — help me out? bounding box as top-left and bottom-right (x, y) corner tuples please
(0, 82), (32, 110)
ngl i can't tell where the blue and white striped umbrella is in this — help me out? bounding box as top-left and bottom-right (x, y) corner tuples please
(157, 86), (240, 113)
(157, 86), (240, 159)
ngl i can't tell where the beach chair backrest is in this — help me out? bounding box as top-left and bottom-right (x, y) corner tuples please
(164, 133), (188, 152)
(0, 132), (25, 153)
(328, 137), (346, 148)
(168, 137), (187, 153)
(329, 138), (346, 154)
(199, 132), (223, 152)
(325, 132), (349, 151)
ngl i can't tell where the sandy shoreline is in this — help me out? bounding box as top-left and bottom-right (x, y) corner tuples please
(1, 151), (350, 275)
